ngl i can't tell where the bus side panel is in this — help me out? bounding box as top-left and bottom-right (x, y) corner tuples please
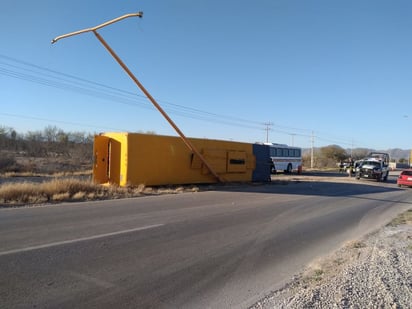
(252, 144), (271, 182)
(93, 133), (272, 186)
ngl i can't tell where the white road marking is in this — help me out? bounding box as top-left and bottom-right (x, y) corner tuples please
(0, 224), (163, 257)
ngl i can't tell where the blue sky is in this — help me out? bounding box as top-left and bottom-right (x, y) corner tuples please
(1, 0), (411, 150)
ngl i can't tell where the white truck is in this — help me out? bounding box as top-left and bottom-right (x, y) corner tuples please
(355, 152), (390, 182)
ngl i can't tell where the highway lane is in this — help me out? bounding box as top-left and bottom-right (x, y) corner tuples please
(1, 177), (411, 308)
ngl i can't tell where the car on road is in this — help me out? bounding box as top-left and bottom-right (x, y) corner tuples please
(397, 169), (412, 188)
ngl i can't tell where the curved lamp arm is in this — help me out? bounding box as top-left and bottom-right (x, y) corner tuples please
(51, 12), (143, 44)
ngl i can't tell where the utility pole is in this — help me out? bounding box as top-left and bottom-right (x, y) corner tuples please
(311, 131), (314, 169)
(290, 133), (296, 146)
(263, 122), (273, 143)
(351, 138), (353, 158)
(51, 12), (224, 182)
(403, 116), (411, 167)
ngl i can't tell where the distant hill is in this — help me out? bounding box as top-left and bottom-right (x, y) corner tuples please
(382, 148), (411, 161)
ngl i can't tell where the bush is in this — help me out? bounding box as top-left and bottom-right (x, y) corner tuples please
(0, 157), (18, 173)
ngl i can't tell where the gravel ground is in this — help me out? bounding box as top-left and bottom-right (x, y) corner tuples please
(251, 218), (412, 309)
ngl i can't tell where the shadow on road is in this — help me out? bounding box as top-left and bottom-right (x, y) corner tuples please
(201, 171), (409, 200)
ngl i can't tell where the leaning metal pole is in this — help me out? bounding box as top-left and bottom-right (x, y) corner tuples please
(52, 12), (224, 182)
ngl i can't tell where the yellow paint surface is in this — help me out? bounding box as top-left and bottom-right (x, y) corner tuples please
(93, 133), (256, 186)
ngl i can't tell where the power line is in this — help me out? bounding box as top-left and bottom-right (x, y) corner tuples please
(0, 54), (263, 125)
(0, 56), (263, 129)
(0, 54), (367, 147)
(0, 112), (123, 132)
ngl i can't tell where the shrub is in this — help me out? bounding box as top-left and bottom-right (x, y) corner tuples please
(0, 157), (18, 173)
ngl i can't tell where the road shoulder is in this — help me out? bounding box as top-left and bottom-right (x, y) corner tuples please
(251, 210), (412, 308)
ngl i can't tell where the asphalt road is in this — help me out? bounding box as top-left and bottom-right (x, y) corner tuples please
(1, 173), (411, 309)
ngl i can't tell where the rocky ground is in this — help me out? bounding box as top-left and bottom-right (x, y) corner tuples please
(251, 211), (412, 309)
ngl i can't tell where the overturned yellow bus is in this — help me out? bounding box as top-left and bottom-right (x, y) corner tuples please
(93, 133), (271, 186)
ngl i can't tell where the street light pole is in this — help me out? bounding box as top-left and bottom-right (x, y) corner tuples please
(51, 12), (144, 43)
(52, 12), (224, 182)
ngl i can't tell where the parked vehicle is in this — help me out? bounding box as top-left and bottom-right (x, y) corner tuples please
(397, 169), (412, 188)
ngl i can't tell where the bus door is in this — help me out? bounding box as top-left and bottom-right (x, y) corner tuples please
(93, 135), (110, 184)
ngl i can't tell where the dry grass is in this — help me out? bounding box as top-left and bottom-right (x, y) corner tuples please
(2, 170), (92, 178)
(0, 178), (100, 205)
(0, 178), (200, 206)
(349, 240), (366, 249)
(387, 209), (412, 227)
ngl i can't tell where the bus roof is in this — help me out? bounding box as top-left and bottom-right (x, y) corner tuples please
(263, 142), (289, 146)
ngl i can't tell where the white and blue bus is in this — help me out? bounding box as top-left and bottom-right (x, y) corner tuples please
(266, 143), (302, 174)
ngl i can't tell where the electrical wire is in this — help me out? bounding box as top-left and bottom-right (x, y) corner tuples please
(0, 54), (362, 147)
